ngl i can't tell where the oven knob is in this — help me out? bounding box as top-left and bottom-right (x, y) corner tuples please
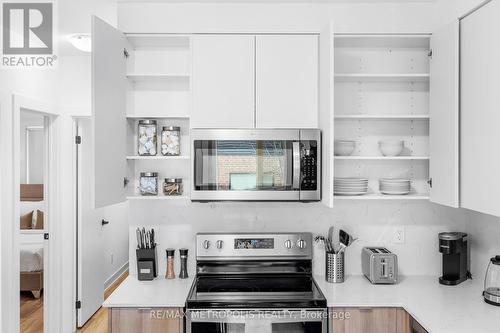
(203, 240), (211, 249)
(216, 240), (224, 249)
(284, 239), (293, 249)
(297, 239), (307, 249)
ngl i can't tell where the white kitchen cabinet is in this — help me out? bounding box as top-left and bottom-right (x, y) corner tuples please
(255, 35), (318, 128)
(428, 20), (460, 208)
(460, 0), (500, 217)
(92, 16), (128, 209)
(191, 35), (255, 128)
(324, 24), (461, 207)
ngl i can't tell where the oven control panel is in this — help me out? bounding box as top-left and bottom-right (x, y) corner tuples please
(197, 233), (312, 259)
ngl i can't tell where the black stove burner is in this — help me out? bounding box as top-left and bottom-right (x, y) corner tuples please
(197, 275), (314, 293)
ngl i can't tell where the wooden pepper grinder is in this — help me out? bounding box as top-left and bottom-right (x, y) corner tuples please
(166, 248), (175, 279)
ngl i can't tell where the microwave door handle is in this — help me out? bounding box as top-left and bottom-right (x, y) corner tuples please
(292, 141), (301, 190)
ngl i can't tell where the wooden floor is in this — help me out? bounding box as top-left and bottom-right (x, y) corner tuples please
(20, 291), (44, 333)
(20, 271), (128, 333)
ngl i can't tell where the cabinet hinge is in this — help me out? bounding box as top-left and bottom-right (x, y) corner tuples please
(428, 178), (433, 188)
(428, 49), (433, 58)
(124, 48), (129, 59)
(76, 300), (81, 309)
(75, 135), (82, 144)
(124, 177), (130, 187)
(44, 233), (49, 240)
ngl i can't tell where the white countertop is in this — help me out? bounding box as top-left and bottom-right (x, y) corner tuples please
(314, 275), (499, 333)
(103, 275), (194, 308)
(104, 274), (499, 333)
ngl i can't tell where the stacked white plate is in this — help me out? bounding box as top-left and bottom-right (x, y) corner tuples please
(334, 178), (368, 196)
(379, 178), (411, 195)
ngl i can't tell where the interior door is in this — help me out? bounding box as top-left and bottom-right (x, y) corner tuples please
(192, 35), (255, 128)
(460, 0), (500, 217)
(255, 35), (319, 128)
(429, 20), (459, 208)
(76, 118), (105, 327)
(92, 16), (127, 209)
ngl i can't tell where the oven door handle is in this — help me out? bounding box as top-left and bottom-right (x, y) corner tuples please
(292, 141), (301, 190)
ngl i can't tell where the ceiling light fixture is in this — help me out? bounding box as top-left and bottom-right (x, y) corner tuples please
(68, 34), (91, 53)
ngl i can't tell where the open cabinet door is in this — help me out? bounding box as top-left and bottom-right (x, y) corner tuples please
(92, 16), (127, 209)
(460, 0), (500, 217)
(319, 22), (335, 208)
(429, 20), (459, 208)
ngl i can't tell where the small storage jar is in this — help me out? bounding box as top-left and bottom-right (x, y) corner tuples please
(161, 126), (181, 156)
(163, 178), (183, 196)
(138, 120), (157, 156)
(139, 172), (158, 196)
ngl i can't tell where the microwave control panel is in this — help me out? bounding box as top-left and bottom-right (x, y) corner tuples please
(300, 142), (317, 191)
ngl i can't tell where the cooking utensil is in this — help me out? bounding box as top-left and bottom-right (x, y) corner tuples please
(340, 229), (358, 247)
(136, 228), (142, 249)
(315, 235), (334, 253)
(150, 229), (155, 247)
(328, 226), (335, 252)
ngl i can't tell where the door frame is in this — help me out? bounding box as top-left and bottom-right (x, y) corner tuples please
(0, 94), (69, 333)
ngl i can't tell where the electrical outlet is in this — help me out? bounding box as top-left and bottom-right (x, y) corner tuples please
(393, 226), (405, 244)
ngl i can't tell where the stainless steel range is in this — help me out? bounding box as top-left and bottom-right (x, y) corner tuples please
(186, 233), (327, 333)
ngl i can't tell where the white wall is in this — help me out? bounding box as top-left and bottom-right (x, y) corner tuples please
(465, 210), (500, 281)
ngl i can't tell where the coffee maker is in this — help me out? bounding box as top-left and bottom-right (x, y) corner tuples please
(438, 232), (470, 285)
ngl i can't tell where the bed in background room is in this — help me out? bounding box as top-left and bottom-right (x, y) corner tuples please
(20, 184), (44, 298)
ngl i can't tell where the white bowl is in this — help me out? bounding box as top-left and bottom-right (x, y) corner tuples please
(334, 140), (356, 156)
(379, 140), (404, 156)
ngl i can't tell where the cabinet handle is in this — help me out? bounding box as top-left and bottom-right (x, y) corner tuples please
(358, 308), (373, 312)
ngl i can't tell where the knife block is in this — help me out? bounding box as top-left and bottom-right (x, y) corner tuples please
(136, 246), (158, 281)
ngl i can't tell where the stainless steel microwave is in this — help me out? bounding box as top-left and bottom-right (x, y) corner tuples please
(191, 129), (321, 201)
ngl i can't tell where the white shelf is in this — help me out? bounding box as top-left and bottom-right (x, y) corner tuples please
(334, 193), (429, 200)
(334, 34), (430, 48)
(335, 73), (429, 82)
(126, 195), (189, 201)
(334, 156), (429, 160)
(126, 155), (190, 160)
(335, 114), (429, 120)
(126, 73), (190, 83)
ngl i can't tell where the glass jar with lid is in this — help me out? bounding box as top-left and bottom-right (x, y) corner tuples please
(139, 172), (158, 196)
(161, 126), (181, 156)
(163, 178), (183, 196)
(138, 120), (157, 156)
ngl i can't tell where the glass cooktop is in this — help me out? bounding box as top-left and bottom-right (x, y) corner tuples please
(187, 274), (326, 309)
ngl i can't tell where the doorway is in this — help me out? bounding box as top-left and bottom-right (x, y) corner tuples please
(19, 110), (49, 333)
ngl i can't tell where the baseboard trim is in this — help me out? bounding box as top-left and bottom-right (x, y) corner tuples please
(104, 262), (129, 296)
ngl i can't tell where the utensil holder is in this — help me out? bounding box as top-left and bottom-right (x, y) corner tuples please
(136, 246), (158, 280)
(326, 251), (345, 283)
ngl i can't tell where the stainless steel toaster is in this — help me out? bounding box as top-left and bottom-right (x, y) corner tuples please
(362, 247), (398, 284)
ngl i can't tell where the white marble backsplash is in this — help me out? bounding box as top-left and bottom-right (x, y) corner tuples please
(465, 209), (500, 281)
(128, 201), (466, 278)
